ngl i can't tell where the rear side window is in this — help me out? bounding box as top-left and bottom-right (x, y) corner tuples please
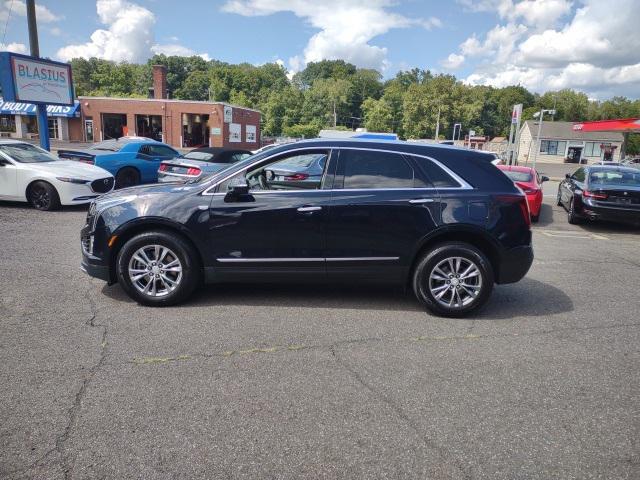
(339, 150), (414, 189)
(412, 157), (461, 188)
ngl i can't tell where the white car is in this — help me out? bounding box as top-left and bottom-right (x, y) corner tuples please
(0, 140), (115, 211)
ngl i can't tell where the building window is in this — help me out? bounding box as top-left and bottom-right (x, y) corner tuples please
(584, 142), (609, 157)
(540, 140), (566, 155)
(246, 125), (256, 143)
(48, 118), (59, 140)
(0, 115), (16, 132)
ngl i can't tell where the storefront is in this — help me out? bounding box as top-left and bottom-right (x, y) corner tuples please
(0, 97), (81, 141)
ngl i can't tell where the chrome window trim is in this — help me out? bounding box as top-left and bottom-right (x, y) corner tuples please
(216, 256), (400, 263)
(202, 145), (473, 195)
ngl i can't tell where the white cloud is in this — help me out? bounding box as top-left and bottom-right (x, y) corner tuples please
(221, 0), (441, 73)
(57, 0), (211, 63)
(3, 0), (63, 23)
(441, 53), (465, 69)
(0, 41), (27, 53)
(151, 44), (211, 61)
(453, 0), (640, 98)
(457, 0), (571, 28)
(57, 0), (155, 62)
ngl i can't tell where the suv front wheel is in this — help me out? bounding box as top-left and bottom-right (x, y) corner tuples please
(116, 231), (201, 306)
(413, 242), (494, 317)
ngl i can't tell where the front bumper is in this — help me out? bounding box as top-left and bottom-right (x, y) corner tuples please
(495, 244), (534, 284)
(80, 258), (110, 281)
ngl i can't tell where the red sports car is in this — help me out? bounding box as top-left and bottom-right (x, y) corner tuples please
(497, 165), (548, 222)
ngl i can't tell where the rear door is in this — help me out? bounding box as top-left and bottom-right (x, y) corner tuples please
(325, 148), (440, 282)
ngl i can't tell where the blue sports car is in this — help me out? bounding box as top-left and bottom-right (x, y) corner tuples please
(58, 137), (180, 188)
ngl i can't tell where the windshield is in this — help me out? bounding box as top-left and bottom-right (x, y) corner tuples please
(88, 140), (125, 152)
(503, 170), (532, 183)
(0, 143), (58, 163)
(589, 169), (640, 187)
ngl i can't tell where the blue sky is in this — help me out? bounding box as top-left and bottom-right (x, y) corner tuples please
(1, 1), (639, 99)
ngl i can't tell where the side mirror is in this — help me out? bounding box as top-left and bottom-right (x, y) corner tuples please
(565, 173), (571, 180)
(0, 159), (8, 167)
(541, 175), (549, 182)
(224, 182), (251, 202)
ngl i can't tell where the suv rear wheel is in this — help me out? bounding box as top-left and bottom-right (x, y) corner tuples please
(413, 242), (494, 317)
(116, 231), (200, 306)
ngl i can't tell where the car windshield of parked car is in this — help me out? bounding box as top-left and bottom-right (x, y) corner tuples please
(0, 143), (58, 163)
(503, 171), (532, 183)
(589, 169), (640, 187)
(88, 140), (125, 152)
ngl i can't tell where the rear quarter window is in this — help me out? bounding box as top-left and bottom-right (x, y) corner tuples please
(412, 157), (461, 188)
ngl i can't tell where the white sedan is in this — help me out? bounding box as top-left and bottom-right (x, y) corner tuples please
(0, 140), (114, 211)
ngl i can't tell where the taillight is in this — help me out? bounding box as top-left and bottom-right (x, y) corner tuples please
(186, 167), (201, 176)
(159, 164), (168, 172)
(583, 190), (607, 200)
(284, 173), (309, 181)
(497, 194), (531, 228)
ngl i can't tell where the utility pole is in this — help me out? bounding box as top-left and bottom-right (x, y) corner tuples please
(434, 106), (441, 141)
(26, 0), (50, 151)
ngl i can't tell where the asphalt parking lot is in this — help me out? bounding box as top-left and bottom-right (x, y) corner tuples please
(1, 184), (639, 480)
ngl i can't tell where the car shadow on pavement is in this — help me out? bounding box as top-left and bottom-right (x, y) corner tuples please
(101, 276), (572, 318)
(478, 277), (573, 319)
(534, 203), (555, 227)
(0, 200), (89, 212)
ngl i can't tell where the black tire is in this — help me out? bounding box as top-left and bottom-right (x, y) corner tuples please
(531, 214), (540, 223)
(567, 198), (580, 224)
(28, 181), (61, 211)
(412, 242), (494, 318)
(116, 231), (201, 307)
(115, 167), (140, 189)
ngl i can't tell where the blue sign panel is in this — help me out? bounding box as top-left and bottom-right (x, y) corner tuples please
(0, 97), (80, 117)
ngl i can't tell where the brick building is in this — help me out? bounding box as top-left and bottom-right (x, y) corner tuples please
(1, 65), (261, 150)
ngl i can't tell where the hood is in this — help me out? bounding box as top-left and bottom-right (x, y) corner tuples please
(29, 160), (111, 180)
(94, 181), (201, 206)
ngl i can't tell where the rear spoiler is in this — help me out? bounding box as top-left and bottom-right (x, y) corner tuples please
(57, 149), (96, 164)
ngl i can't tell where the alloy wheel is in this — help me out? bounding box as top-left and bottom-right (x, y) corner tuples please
(428, 256), (482, 309)
(31, 185), (50, 210)
(128, 244), (183, 297)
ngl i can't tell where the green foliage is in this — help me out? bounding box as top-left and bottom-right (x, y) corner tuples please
(282, 123), (321, 138)
(68, 56), (639, 141)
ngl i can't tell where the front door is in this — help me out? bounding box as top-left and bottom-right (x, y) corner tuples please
(207, 148), (334, 280)
(325, 148), (441, 283)
(0, 155), (18, 200)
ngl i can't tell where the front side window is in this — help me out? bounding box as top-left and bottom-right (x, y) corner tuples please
(572, 168), (586, 182)
(0, 143), (57, 163)
(219, 150), (330, 192)
(339, 150), (414, 189)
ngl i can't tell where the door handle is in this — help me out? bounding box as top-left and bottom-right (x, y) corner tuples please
(297, 206), (322, 212)
(409, 198), (435, 204)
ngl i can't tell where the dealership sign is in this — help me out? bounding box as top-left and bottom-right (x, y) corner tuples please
(0, 52), (74, 106)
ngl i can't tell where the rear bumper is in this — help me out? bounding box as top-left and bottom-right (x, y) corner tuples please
(580, 202), (640, 225)
(495, 244), (534, 284)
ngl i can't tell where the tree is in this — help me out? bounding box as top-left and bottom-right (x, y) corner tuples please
(362, 98), (393, 132)
(283, 123), (321, 138)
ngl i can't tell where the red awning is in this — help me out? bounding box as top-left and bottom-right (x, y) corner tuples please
(573, 118), (640, 132)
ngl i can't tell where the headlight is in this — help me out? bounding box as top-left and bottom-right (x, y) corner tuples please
(57, 177), (90, 184)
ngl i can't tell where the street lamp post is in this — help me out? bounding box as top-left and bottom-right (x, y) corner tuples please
(532, 109), (556, 171)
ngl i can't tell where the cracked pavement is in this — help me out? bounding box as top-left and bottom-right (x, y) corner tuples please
(1, 189), (639, 479)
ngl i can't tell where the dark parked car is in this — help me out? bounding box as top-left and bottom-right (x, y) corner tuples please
(158, 147), (252, 183)
(80, 139), (533, 317)
(557, 165), (640, 225)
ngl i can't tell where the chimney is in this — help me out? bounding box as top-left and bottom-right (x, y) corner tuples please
(152, 65), (168, 100)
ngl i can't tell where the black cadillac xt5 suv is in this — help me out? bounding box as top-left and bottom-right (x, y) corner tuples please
(81, 139), (533, 317)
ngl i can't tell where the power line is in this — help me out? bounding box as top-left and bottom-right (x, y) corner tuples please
(2, 0), (15, 45)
